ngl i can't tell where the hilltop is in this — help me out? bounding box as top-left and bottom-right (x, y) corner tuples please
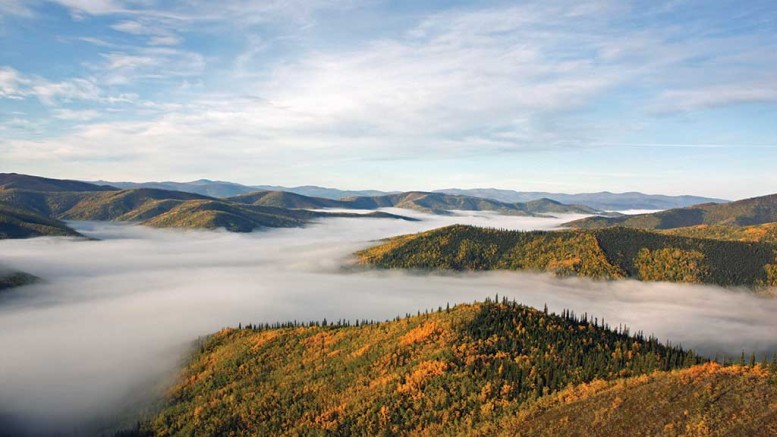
(566, 193), (777, 230)
(135, 300), (717, 435)
(356, 225), (777, 288)
(125, 301), (776, 436)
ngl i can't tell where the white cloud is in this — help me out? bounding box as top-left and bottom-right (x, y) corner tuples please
(0, 67), (28, 99)
(0, 66), (103, 105)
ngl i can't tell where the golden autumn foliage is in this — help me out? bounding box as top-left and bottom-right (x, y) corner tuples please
(476, 362), (777, 437)
(635, 248), (709, 283)
(122, 300), (775, 437)
(663, 223), (777, 244)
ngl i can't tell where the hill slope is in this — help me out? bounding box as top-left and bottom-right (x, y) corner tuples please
(140, 301), (709, 436)
(567, 193), (777, 230)
(436, 188), (727, 210)
(356, 225), (777, 288)
(479, 362), (777, 436)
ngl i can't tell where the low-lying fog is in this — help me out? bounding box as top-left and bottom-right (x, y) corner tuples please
(1, 209), (775, 435)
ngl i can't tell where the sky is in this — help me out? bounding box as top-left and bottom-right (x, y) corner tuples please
(0, 0), (775, 199)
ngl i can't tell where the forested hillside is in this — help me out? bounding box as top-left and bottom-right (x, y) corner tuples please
(123, 301), (776, 436)
(357, 225), (777, 287)
(567, 193), (777, 230)
(477, 362), (777, 436)
(0, 202), (82, 239)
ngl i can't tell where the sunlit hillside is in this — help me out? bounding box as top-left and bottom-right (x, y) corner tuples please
(123, 301), (777, 436)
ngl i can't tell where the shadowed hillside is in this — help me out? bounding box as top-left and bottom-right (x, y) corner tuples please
(134, 300), (722, 436)
(0, 202), (82, 239)
(356, 225), (777, 288)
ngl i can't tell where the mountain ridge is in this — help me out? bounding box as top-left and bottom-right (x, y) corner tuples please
(87, 178), (727, 210)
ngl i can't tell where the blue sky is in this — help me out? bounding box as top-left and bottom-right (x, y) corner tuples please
(0, 0), (775, 199)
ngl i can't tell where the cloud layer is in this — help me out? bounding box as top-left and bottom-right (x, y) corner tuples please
(1, 211), (775, 434)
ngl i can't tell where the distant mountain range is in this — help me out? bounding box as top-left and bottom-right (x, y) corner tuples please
(1, 174), (593, 239)
(434, 188), (728, 210)
(92, 179), (727, 210)
(0, 174), (417, 238)
(92, 179), (394, 199)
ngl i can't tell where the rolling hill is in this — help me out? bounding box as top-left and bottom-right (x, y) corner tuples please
(89, 178), (728, 210)
(356, 225), (777, 288)
(566, 193), (777, 230)
(230, 190), (598, 215)
(123, 301), (775, 436)
(0, 175), (419, 237)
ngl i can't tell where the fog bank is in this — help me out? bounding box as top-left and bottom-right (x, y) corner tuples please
(0, 210), (775, 435)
